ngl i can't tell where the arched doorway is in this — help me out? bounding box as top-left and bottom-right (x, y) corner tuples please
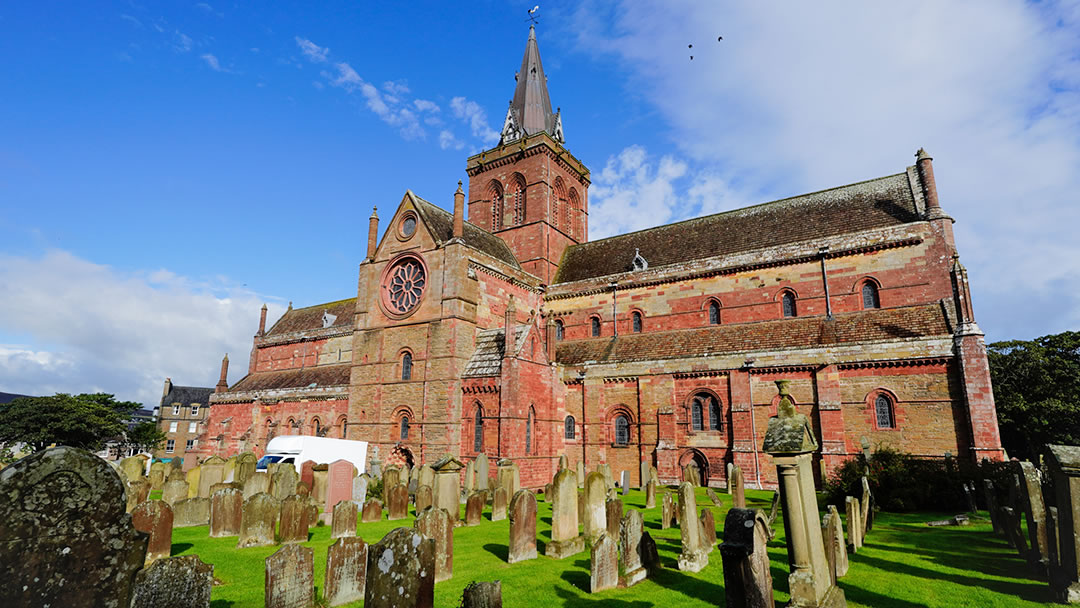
(387, 444), (415, 469)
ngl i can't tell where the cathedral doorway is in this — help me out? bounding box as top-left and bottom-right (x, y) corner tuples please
(678, 448), (710, 487)
(387, 444), (415, 469)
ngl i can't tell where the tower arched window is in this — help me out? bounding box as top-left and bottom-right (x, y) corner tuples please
(509, 175), (526, 226)
(614, 415), (630, 446)
(591, 317), (600, 337)
(400, 416), (410, 440)
(564, 415), (575, 439)
(875, 394), (895, 429)
(632, 311), (643, 333)
(782, 291), (797, 318)
(525, 407), (534, 454)
(568, 188), (579, 238)
(708, 300), (721, 325)
(555, 320), (564, 341)
(489, 181), (503, 231)
(553, 177), (566, 231)
(862, 281), (881, 309)
(401, 352), (412, 381)
(473, 405), (484, 452)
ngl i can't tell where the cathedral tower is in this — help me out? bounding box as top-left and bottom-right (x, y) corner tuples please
(466, 26), (590, 284)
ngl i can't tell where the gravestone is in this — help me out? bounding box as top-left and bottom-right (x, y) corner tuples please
(265, 543), (314, 608)
(312, 465), (329, 508)
(303, 495), (320, 527)
(415, 506), (454, 582)
(590, 533), (618, 593)
(578, 491), (585, 524)
(605, 497), (623, 539)
(1018, 461), (1050, 572)
(731, 464), (746, 508)
(640, 461), (650, 490)
(496, 459), (520, 502)
(1002, 506), (1030, 556)
(270, 465), (298, 501)
(662, 492), (675, 529)
(544, 483), (552, 502)
(300, 460), (316, 493)
(0, 446), (148, 608)
(280, 495), (310, 543)
(364, 527), (435, 608)
(127, 478), (151, 512)
(244, 471), (271, 499)
(198, 456), (226, 498)
(983, 479), (1002, 533)
(678, 482), (708, 572)
(824, 505), (849, 579)
(492, 486), (508, 521)
(546, 468), (585, 558)
(362, 498), (383, 522)
(173, 497), (211, 527)
(120, 455), (146, 480)
(132, 500), (174, 564)
(720, 508), (774, 608)
(577, 460), (585, 489)
(416, 484), (433, 512)
(768, 491), (781, 528)
(707, 487), (725, 508)
(185, 466), (201, 499)
(860, 476), (874, 535)
(209, 487), (243, 537)
(845, 497), (861, 552)
(235, 452), (258, 486)
(646, 478), (656, 508)
(130, 554), (214, 608)
(167, 466), (186, 483)
(148, 461), (166, 491)
(559, 454), (569, 471)
(508, 489), (538, 563)
(963, 481), (978, 514)
(462, 580), (502, 608)
(476, 453), (490, 491)
(353, 475), (369, 504)
(223, 456), (237, 484)
(684, 462), (701, 486)
(326, 459), (355, 514)
(238, 493), (280, 548)
(418, 464), (435, 489)
(641, 531), (661, 572)
(727, 462), (735, 493)
(382, 466), (401, 493)
(700, 507), (717, 549)
(163, 479), (190, 506)
(621, 470), (630, 494)
(433, 455), (465, 524)
(1047, 444), (1080, 602)
(620, 509), (647, 586)
(464, 461), (476, 494)
(209, 481), (242, 497)
(598, 463), (614, 491)
(583, 471), (607, 541)
(465, 491), (485, 526)
(331, 500), (358, 539)
(387, 483), (409, 521)
(325, 537), (368, 607)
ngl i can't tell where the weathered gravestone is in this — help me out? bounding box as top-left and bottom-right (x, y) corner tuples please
(418, 464), (435, 489)
(678, 482), (709, 572)
(130, 554), (214, 608)
(860, 476), (874, 535)
(312, 465), (329, 507)
(508, 489), (537, 563)
(127, 478), (151, 512)
(433, 455), (465, 524)
(120, 455), (146, 481)
(983, 478), (1002, 534)
(492, 486), (508, 521)
(598, 463), (614, 491)
(590, 533), (618, 593)
(605, 496), (623, 539)
(167, 466), (186, 483)
(331, 499), (358, 539)
(185, 466), (201, 499)
(546, 468), (584, 559)
(640, 461), (650, 490)
(822, 506), (848, 581)
(416, 484), (433, 512)
(326, 460), (355, 515)
(210, 487), (243, 537)
(662, 492), (676, 529)
(845, 496), (861, 552)
(353, 475), (369, 504)
(496, 459), (520, 502)
(362, 498), (383, 522)
(963, 481), (978, 514)
(235, 452), (258, 486)
(198, 456), (226, 498)
(720, 508), (774, 608)
(163, 478), (190, 506)
(544, 483), (552, 502)
(415, 506), (454, 582)
(583, 472), (607, 542)
(577, 460), (585, 489)
(237, 492), (279, 548)
(387, 483), (409, 521)
(731, 464), (746, 508)
(620, 509), (647, 586)
(559, 454), (569, 471)
(641, 531), (661, 572)
(280, 495), (311, 543)
(461, 580), (502, 608)
(132, 500), (174, 564)
(707, 487), (725, 508)
(465, 491), (486, 525)
(621, 470), (630, 494)
(173, 497), (211, 527)
(382, 466), (401, 493)
(1047, 444), (1080, 602)
(1018, 460), (1050, 572)
(701, 507), (717, 549)
(1002, 506), (1030, 557)
(646, 478), (656, 508)
(325, 537), (367, 607)
(476, 453), (490, 492)
(300, 460), (315, 493)
(209, 481), (242, 497)
(244, 471), (271, 499)
(365, 527), (435, 608)
(270, 465), (298, 501)
(0, 446), (148, 608)
(148, 461), (166, 491)
(265, 543), (314, 608)
(464, 461), (476, 494)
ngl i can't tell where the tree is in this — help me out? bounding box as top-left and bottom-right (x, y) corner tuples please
(0, 393), (140, 453)
(988, 331), (1080, 459)
(123, 421), (167, 454)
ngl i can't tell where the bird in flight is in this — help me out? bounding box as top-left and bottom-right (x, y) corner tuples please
(689, 36), (722, 60)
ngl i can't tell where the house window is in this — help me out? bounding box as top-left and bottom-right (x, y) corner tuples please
(190, 405), (199, 416)
(875, 394), (895, 429)
(632, 311), (642, 333)
(525, 408), (534, 454)
(782, 292), (797, 318)
(708, 301), (720, 325)
(165, 439), (175, 453)
(169, 421), (178, 433)
(555, 320), (564, 341)
(401, 352), (412, 381)
(185, 439), (194, 450)
(614, 415), (630, 446)
(172, 404), (180, 416)
(188, 422), (197, 433)
(591, 317), (600, 337)
(473, 406), (484, 453)
(564, 415), (575, 440)
(400, 417), (410, 440)
(862, 281), (881, 309)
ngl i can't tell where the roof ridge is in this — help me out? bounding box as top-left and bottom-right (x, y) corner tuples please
(283, 297), (356, 312)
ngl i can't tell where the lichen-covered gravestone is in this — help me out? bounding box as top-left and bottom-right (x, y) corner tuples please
(148, 461), (166, 491)
(173, 497), (211, 527)
(132, 500), (174, 564)
(365, 527), (435, 608)
(508, 489), (537, 564)
(662, 492), (675, 529)
(162, 478), (189, 506)
(127, 478), (151, 512)
(387, 483), (409, 521)
(465, 491), (485, 526)
(353, 475), (369, 504)
(461, 580), (502, 608)
(825, 505), (848, 578)
(492, 486), (508, 521)
(620, 470), (630, 494)
(476, 453), (490, 492)
(235, 452), (258, 486)
(620, 509), (647, 587)
(677, 482), (708, 572)
(238, 492), (280, 549)
(210, 487), (243, 537)
(707, 487), (724, 508)
(244, 471), (271, 499)
(362, 498), (383, 522)
(589, 533), (618, 593)
(0, 446), (148, 608)
(433, 455), (465, 524)
(583, 472), (607, 542)
(415, 506), (454, 582)
(129, 554), (214, 608)
(646, 478), (656, 508)
(265, 543), (314, 608)
(331, 499), (358, 539)
(700, 507), (717, 550)
(415, 484), (433, 512)
(720, 508), (774, 608)
(731, 464), (746, 508)
(270, 465), (298, 501)
(279, 495), (311, 543)
(198, 456), (226, 498)
(845, 497), (861, 552)
(325, 537), (368, 607)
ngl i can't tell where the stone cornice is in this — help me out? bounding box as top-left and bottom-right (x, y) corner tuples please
(468, 260), (544, 294)
(466, 133), (590, 185)
(209, 384), (348, 405)
(256, 325), (352, 348)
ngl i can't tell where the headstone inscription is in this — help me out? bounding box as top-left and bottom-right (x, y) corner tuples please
(265, 543), (314, 608)
(589, 533), (618, 593)
(129, 554), (214, 608)
(238, 493), (280, 548)
(173, 497), (211, 527)
(331, 500), (359, 539)
(209, 487), (243, 537)
(325, 537), (368, 607)
(620, 509), (647, 587)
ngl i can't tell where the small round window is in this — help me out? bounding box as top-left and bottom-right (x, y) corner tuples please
(401, 215), (417, 238)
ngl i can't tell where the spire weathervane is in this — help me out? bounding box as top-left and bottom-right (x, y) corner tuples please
(526, 5), (539, 25)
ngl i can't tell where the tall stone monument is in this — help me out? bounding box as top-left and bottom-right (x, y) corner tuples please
(546, 468), (584, 559)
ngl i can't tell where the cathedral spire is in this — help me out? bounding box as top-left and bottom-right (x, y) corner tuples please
(501, 25), (562, 145)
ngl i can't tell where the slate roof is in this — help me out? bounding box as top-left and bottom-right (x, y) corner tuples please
(509, 26), (556, 137)
(553, 172), (922, 284)
(229, 364), (351, 392)
(463, 325), (532, 377)
(555, 303), (950, 366)
(160, 385), (213, 407)
(411, 194), (521, 269)
(265, 298), (356, 336)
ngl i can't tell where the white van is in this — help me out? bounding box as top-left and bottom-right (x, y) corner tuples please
(256, 435), (368, 475)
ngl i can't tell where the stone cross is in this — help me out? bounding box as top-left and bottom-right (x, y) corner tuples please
(720, 508), (775, 608)
(210, 487), (243, 538)
(331, 500), (359, 539)
(361, 498), (383, 522)
(583, 472), (607, 542)
(131, 500), (174, 564)
(508, 489), (538, 563)
(237, 493), (279, 548)
(364, 527), (435, 608)
(492, 486), (508, 521)
(325, 537), (367, 607)
(173, 497), (211, 527)
(387, 483), (409, 521)
(415, 506), (454, 582)
(620, 509), (647, 587)
(265, 543), (314, 608)
(590, 533), (618, 592)
(677, 482), (709, 572)
(605, 497), (624, 539)
(129, 555), (213, 608)
(433, 455), (465, 524)
(546, 468), (585, 559)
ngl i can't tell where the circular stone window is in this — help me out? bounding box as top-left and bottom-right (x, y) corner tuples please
(400, 215), (417, 238)
(381, 255), (427, 316)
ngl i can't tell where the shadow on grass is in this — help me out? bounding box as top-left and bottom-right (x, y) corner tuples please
(552, 585), (654, 608)
(839, 585), (936, 608)
(645, 561), (727, 605)
(483, 542), (509, 561)
(854, 553), (1054, 603)
(209, 601), (236, 608)
(171, 542), (194, 555)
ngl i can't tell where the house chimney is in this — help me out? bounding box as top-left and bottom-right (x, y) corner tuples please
(216, 354), (229, 393)
(367, 207), (379, 260)
(453, 180), (465, 239)
(162, 377), (172, 400)
(504, 296), (516, 358)
(257, 303), (268, 336)
(916, 149), (948, 220)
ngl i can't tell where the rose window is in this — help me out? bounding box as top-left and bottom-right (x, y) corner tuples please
(385, 258), (426, 314)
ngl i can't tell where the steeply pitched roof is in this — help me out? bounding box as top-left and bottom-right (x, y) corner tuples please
(509, 25), (555, 138)
(265, 298), (355, 336)
(411, 193), (521, 268)
(228, 364), (351, 392)
(463, 325), (532, 377)
(554, 172), (921, 284)
(160, 385), (214, 407)
(555, 303), (950, 366)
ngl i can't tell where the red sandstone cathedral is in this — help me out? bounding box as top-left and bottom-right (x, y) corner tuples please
(184, 27), (1005, 489)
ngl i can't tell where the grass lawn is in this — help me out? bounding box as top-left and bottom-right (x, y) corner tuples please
(171, 487), (1055, 607)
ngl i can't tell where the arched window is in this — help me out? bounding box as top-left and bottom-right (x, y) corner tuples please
(591, 317), (601, 337)
(615, 415), (630, 446)
(525, 407), (534, 454)
(709, 399), (722, 431)
(555, 319), (564, 341)
(401, 352), (412, 381)
(564, 415), (575, 439)
(286, 418), (296, 435)
(568, 188), (579, 238)
(632, 311), (643, 333)
(690, 392), (722, 431)
(489, 181), (503, 231)
(691, 400), (703, 431)
(400, 416), (410, 440)
(875, 394), (895, 429)
(553, 177), (566, 230)
(473, 405), (484, 452)
(339, 417), (348, 439)
(782, 291), (797, 318)
(708, 300), (721, 325)
(862, 281), (881, 309)
(509, 175), (526, 226)
(312, 418), (322, 436)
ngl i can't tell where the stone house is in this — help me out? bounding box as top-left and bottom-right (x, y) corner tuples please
(154, 379), (213, 464)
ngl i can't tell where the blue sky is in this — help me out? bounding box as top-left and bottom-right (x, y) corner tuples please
(2, 1), (1078, 407)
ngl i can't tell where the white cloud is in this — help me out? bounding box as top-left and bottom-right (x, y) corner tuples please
(450, 97), (499, 145)
(200, 53), (224, 72)
(439, 130), (464, 150)
(295, 37), (329, 63)
(413, 99), (440, 113)
(0, 250), (282, 408)
(172, 30), (192, 53)
(326, 62), (362, 91)
(119, 14), (142, 28)
(572, 1), (1080, 340)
